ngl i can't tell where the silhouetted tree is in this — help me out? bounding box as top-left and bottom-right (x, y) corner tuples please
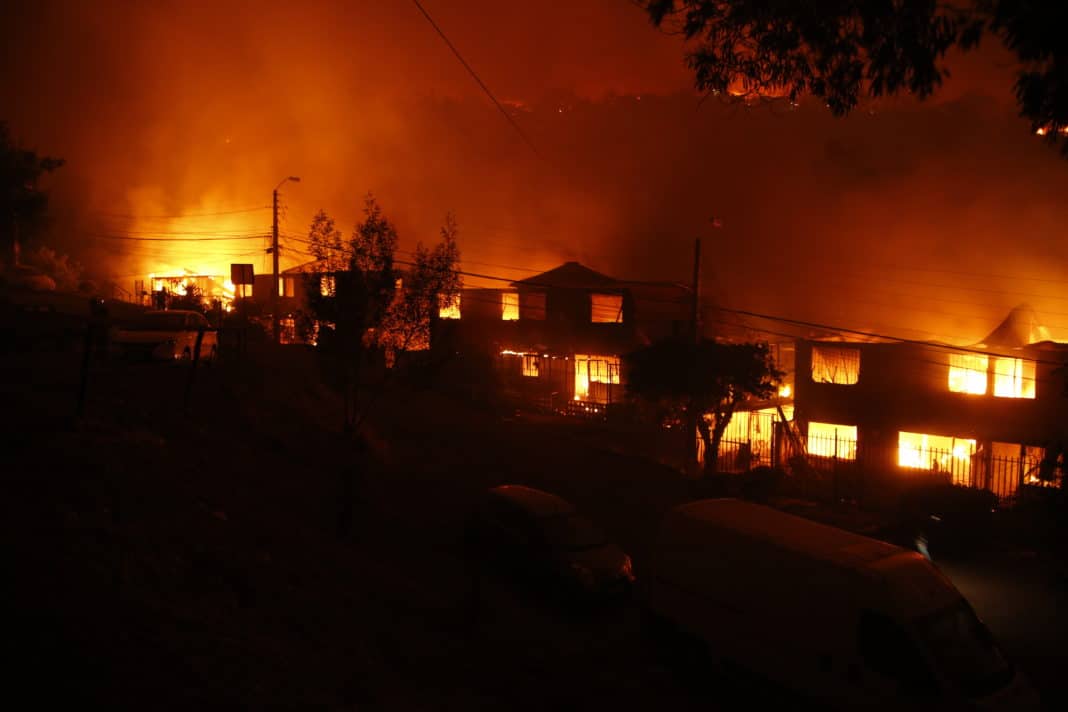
(643, 1), (1067, 155)
(303, 196), (464, 430)
(22, 245), (82, 292)
(376, 213), (462, 359)
(307, 195), (398, 430)
(1, 121), (64, 264)
(306, 208), (347, 275)
(625, 338), (782, 475)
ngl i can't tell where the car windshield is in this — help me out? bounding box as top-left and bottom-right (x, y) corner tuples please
(913, 602), (1013, 698)
(539, 514), (608, 552)
(134, 313), (190, 330)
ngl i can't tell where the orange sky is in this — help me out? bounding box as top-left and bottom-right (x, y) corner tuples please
(2, 0), (1067, 343)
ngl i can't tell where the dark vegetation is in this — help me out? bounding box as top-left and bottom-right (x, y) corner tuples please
(645, 0), (1068, 155)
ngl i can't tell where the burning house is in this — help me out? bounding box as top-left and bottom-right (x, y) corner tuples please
(790, 305), (1068, 503)
(436, 261), (691, 416)
(699, 338), (796, 472)
(138, 272), (237, 311)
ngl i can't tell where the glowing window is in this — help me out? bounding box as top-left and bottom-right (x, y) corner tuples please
(573, 354), (621, 400)
(807, 422), (857, 460)
(948, 353), (988, 395)
(993, 357), (1035, 399)
(898, 431), (976, 472)
(438, 293), (461, 319)
(320, 275), (335, 297)
(522, 355), (539, 377)
(590, 293), (623, 323)
(811, 345), (860, 385)
(502, 291), (519, 321)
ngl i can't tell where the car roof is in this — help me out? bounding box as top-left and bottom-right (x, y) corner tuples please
(667, 498), (902, 568)
(488, 485), (575, 518)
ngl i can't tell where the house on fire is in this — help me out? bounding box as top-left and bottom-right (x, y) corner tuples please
(785, 305), (1068, 502)
(434, 261), (692, 415)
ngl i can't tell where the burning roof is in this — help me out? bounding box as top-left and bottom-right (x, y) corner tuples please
(975, 304), (1053, 349)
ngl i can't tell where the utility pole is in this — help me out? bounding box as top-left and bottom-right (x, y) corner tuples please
(272, 187), (280, 344)
(686, 238), (702, 476)
(271, 176), (300, 344)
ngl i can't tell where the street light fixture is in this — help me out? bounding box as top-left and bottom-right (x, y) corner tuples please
(272, 175), (301, 344)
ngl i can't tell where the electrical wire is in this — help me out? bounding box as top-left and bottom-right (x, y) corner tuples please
(80, 232), (270, 242)
(90, 206), (271, 219)
(410, 0), (542, 160)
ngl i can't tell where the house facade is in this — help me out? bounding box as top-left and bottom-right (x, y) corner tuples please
(791, 308), (1068, 502)
(435, 261), (691, 416)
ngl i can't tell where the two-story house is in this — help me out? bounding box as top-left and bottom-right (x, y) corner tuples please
(793, 306), (1068, 502)
(434, 261), (691, 415)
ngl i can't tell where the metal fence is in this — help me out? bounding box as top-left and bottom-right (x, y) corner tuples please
(717, 431), (1060, 506)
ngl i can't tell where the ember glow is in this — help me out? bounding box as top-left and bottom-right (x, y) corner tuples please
(573, 354), (621, 401)
(898, 432), (977, 472)
(948, 353), (989, 395)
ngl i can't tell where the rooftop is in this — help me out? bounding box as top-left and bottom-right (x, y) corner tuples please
(671, 498), (902, 568)
(512, 261), (619, 290)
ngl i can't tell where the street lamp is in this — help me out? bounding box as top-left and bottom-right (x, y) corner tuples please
(272, 175), (300, 344)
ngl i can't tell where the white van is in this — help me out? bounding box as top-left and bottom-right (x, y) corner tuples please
(644, 499), (1040, 710)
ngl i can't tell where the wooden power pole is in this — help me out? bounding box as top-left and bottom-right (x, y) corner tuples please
(271, 187), (280, 344)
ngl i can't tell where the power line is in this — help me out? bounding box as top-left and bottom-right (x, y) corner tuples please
(92, 227), (270, 236)
(410, 0), (541, 159)
(91, 206), (271, 219)
(81, 232), (270, 243)
(269, 231), (1068, 362)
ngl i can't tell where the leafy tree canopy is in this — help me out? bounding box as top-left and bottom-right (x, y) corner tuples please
(644, 1), (1067, 155)
(1, 121), (65, 250)
(625, 338), (782, 474)
(377, 213), (462, 355)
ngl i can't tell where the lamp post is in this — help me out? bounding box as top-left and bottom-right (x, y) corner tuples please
(272, 176), (300, 344)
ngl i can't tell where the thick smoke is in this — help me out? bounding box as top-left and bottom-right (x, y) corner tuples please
(2, 0), (1066, 343)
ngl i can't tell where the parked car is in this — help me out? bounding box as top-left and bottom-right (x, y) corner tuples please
(114, 309), (218, 362)
(466, 485), (634, 601)
(643, 498), (1039, 710)
(893, 484), (998, 561)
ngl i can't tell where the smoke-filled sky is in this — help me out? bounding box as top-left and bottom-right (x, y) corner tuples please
(3, 0), (1067, 344)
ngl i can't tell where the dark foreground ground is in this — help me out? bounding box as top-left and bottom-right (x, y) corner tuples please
(4, 324), (1066, 709)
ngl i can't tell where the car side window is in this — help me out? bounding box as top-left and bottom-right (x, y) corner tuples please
(857, 610), (940, 698)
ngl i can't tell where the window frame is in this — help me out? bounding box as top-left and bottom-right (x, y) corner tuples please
(811, 345), (861, 385)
